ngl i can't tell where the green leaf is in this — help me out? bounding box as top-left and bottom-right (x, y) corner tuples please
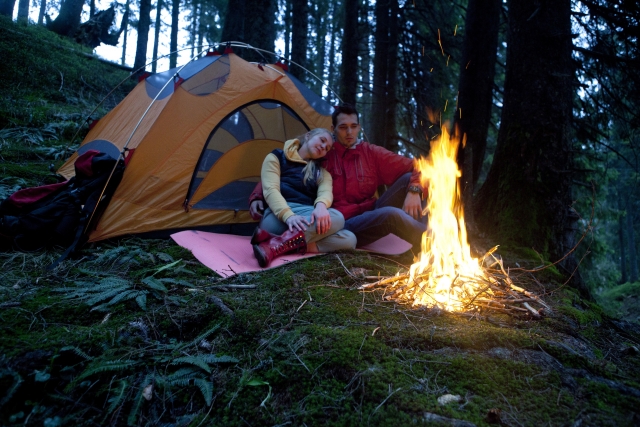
(34, 369), (50, 382)
(170, 356), (211, 373)
(193, 378), (213, 406)
(142, 276), (168, 292)
(201, 354), (239, 364)
(135, 293), (147, 311)
(106, 289), (142, 306)
(152, 260), (182, 276)
(76, 360), (137, 382)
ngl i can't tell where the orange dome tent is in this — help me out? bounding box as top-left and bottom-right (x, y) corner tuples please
(57, 51), (333, 242)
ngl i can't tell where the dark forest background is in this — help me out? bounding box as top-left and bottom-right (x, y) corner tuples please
(2, 0), (640, 314)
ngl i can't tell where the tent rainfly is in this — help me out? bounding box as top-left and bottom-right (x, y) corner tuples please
(57, 51), (333, 242)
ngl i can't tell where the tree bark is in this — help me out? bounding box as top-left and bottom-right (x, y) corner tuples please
(311, 0), (329, 94)
(283, 0), (291, 60)
(47, 0), (85, 37)
(454, 0), (501, 235)
(339, 0), (358, 106)
(121, 0), (130, 66)
(475, 0), (588, 296)
(16, 0), (28, 23)
(133, 0), (153, 75)
(37, 0), (46, 24)
(221, 0), (276, 62)
(327, 0), (338, 100)
(627, 201), (638, 282)
(152, 0), (162, 72)
(384, 0), (398, 152)
(0, 0), (16, 18)
(618, 193), (628, 283)
(370, 0), (389, 147)
(189, 0), (197, 58)
(290, 0), (308, 81)
(170, 0), (180, 68)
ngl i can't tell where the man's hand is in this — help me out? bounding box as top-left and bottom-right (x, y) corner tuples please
(249, 200), (264, 220)
(311, 202), (331, 234)
(403, 192), (422, 220)
(285, 214), (310, 232)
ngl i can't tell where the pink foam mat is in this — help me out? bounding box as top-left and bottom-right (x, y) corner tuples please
(171, 230), (412, 277)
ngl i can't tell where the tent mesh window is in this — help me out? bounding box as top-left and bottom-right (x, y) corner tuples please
(188, 101), (309, 210)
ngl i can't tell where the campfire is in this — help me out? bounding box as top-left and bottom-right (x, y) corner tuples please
(359, 126), (549, 319)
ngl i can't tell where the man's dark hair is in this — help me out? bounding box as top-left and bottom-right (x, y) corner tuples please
(331, 104), (360, 127)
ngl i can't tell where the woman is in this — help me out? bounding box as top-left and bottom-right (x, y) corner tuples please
(252, 128), (357, 267)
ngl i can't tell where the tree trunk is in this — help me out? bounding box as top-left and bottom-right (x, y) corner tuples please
(47, 0), (85, 36)
(89, 0), (95, 17)
(384, 0), (398, 152)
(358, 0), (371, 131)
(243, 0), (276, 62)
(312, 0), (329, 94)
(189, 0), (197, 58)
(618, 193), (628, 283)
(327, 0), (338, 101)
(121, 0), (130, 66)
(221, 0), (244, 44)
(197, 0), (204, 55)
(170, 0), (180, 68)
(370, 0), (389, 147)
(152, 0), (162, 72)
(475, 0), (588, 296)
(37, 0), (46, 24)
(134, 0), (153, 75)
(0, 0), (16, 18)
(290, 0), (308, 81)
(454, 0), (501, 235)
(283, 0), (291, 60)
(16, 0), (28, 24)
(627, 201), (638, 282)
(339, 0), (358, 106)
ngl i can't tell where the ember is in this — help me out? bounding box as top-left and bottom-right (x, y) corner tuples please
(359, 125), (549, 319)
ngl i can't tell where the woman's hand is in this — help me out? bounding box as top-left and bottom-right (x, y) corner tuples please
(311, 203), (331, 234)
(285, 214), (310, 232)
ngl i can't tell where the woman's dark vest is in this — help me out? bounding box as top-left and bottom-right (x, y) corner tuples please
(272, 149), (319, 206)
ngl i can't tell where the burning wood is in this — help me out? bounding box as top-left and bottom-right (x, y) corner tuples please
(359, 125), (549, 320)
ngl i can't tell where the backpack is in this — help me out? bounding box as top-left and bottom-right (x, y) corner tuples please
(0, 150), (125, 259)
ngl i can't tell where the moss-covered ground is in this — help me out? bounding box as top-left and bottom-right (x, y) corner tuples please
(1, 16), (639, 427)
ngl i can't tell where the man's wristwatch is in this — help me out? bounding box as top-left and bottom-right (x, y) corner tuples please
(407, 185), (422, 196)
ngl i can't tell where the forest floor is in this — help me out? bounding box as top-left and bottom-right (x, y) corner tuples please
(1, 16), (640, 427)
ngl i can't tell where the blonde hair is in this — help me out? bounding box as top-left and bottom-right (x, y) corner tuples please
(299, 128), (332, 186)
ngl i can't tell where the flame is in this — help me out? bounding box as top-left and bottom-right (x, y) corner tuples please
(405, 126), (489, 311)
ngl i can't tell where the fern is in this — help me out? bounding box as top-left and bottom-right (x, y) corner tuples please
(103, 379), (129, 424)
(156, 252), (175, 262)
(141, 276), (168, 292)
(127, 373), (153, 426)
(170, 356), (212, 373)
(60, 345), (93, 361)
(193, 378), (213, 406)
(165, 367), (200, 386)
(201, 354), (239, 364)
(179, 323), (222, 350)
(75, 359), (138, 382)
(162, 366), (214, 406)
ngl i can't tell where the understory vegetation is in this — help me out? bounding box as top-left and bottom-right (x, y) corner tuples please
(1, 17), (639, 427)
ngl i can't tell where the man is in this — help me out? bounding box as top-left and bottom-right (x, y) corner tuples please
(249, 104), (427, 254)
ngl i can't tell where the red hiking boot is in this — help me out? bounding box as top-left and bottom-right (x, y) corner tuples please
(250, 226), (277, 245)
(253, 229), (307, 268)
